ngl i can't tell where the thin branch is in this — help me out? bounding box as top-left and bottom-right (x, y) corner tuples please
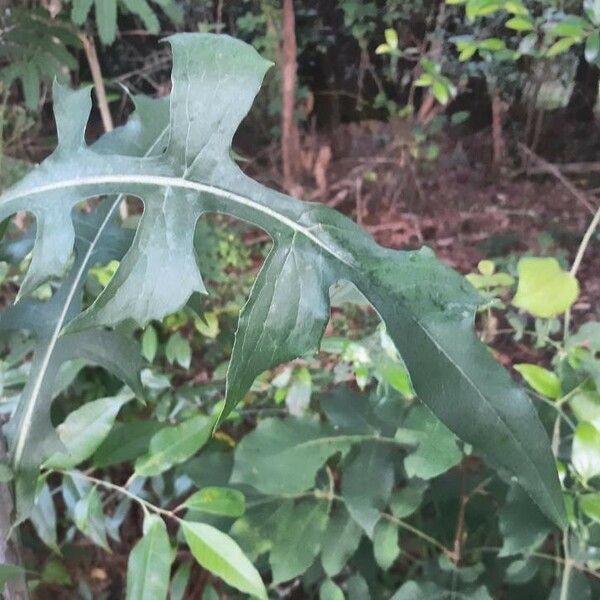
(79, 33), (113, 134)
(518, 144), (597, 215)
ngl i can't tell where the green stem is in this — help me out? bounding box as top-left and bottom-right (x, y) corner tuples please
(559, 531), (572, 600)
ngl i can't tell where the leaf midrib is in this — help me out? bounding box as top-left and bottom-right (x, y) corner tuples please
(393, 301), (562, 521)
(10, 129), (169, 470)
(0, 174), (357, 268)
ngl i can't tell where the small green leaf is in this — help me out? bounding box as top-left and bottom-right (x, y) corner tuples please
(585, 0), (600, 25)
(342, 442), (394, 537)
(231, 417), (354, 495)
(285, 367), (311, 416)
(170, 560), (192, 600)
(506, 1), (530, 16)
(142, 325), (158, 362)
(390, 480), (428, 519)
(269, 499), (329, 584)
(513, 257), (579, 318)
(181, 520), (267, 600)
(392, 581), (445, 599)
(320, 579), (344, 600)
(384, 28), (399, 49)
(506, 16), (534, 31)
(552, 20), (588, 39)
(126, 514), (172, 600)
(93, 420), (162, 468)
(21, 63), (40, 111)
(546, 37), (578, 58)
(478, 38), (506, 51)
(135, 413), (216, 477)
(572, 422), (600, 482)
(585, 32), (600, 63)
(95, 0), (118, 45)
(44, 391), (134, 469)
(74, 486), (109, 550)
(30, 483), (59, 552)
(580, 492), (600, 522)
(41, 559), (71, 585)
(396, 405), (462, 480)
(0, 564), (26, 588)
(478, 260), (495, 276)
(165, 332), (191, 369)
(432, 81), (450, 105)
(514, 364), (562, 400)
(320, 504), (363, 577)
(71, 0), (94, 25)
(373, 519), (400, 569)
(182, 487), (245, 517)
(0, 462), (13, 482)
(194, 311), (220, 338)
(570, 391), (600, 428)
(499, 486), (552, 557)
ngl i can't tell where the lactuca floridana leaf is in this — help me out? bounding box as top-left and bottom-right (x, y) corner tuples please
(0, 206), (143, 518)
(0, 33), (565, 527)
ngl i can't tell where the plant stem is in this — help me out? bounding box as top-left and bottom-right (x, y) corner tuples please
(559, 531), (572, 600)
(79, 32), (126, 219)
(564, 203), (600, 339)
(79, 33), (113, 134)
(280, 0), (300, 193)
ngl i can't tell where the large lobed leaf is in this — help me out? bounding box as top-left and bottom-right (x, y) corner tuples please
(0, 206), (143, 517)
(0, 33), (565, 527)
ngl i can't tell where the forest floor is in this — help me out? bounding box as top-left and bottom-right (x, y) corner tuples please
(244, 119), (600, 367)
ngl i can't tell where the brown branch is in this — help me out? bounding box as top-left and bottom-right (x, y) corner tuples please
(79, 33), (113, 134)
(280, 0), (301, 193)
(518, 143), (597, 216)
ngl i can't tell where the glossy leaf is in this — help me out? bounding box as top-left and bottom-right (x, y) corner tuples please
(342, 442), (395, 537)
(0, 33), (565, 527)
(126, 514), (172, 600)
(390, 480), (428, 519)
(44, 391), (134, 469)
(320, 579), (344, 600)
(182, 486), (245, 517)
(580, 492), (600, 523)
(231, 416), (358, 495)
(0, 564), (26, 588)
(30, 483), (58, 552)
(181, 520), (267, 600)
(269, 499), (330, 584)
(513, 257), (579, 318)
(572, 422), (600, 482)
(396, 405), (462, 480)
(134, 413), (216, 477)
(499, 486), (552, 557)
(320, 504), (363, 577)
(169, 561), (192, 600)
(93, 420), (162, 468)
(514, 364), (562, 400)
(373, 519), (400, 569)
(74, 486), (109, 550)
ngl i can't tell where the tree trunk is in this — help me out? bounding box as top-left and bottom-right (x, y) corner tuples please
(491, 91), (505, 169)
(281, 0), (301, 193)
